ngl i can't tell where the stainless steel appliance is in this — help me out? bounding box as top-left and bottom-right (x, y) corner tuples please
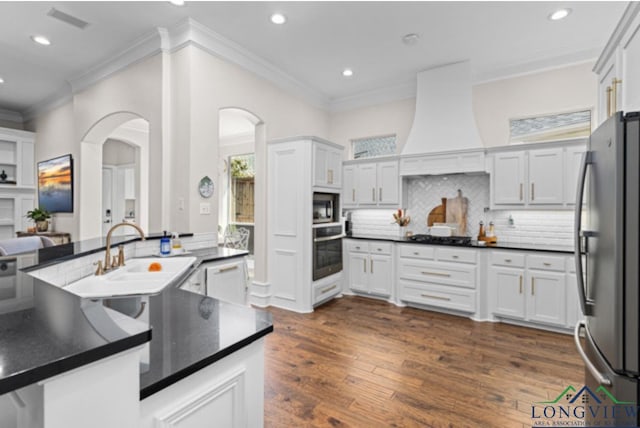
(313, 192), (338, 224)
(574, 111), (640, 426)
(312, 225), (343, 281)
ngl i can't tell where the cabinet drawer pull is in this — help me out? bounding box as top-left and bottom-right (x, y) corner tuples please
(377, 248), (383, 251)
(413, 251), (420, 255)
(606, 86), (613, 117)
(420, 294), (451, 301)
(421, 271), (451, 277)
(218, 265), (239, 273)
(355, 246), (360, 250)
(352, 189), (355, 202)
(372, 188), (376, 202)
(370, 259), (374, 273)
(531, 277), (535, 296)
(379, 188), (382, 201)
(321, 284), (338, 294)
(543, 262), (552, 266)
(519, 275), (523, 294)
(612, 78), (622, 116)
(531, 183), (535, 201)
(452, 255), (459, 259)
(327, 169), (333, 184)
(520, 183), (523, 201)
(504, 259), (512, 263)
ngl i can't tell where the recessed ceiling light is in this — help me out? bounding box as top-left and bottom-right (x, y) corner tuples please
(0, 77), (4, 84)
(549, 8), (571, 21)
(342, 68), (354, 78)
(270, 13), (287, 25)
(169, 0), (184, 6)
(402, 33), (420, 46)
(31, 35), (51, 46)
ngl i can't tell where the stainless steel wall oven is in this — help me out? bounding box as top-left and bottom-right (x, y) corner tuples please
(312, 224), (343, 281)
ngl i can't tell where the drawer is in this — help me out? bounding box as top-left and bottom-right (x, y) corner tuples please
(346, 241), (369, 253)
(527, 254), (565, 272)
(398, 259), (476, 289)
(398, 244), (435, 260)
(369, 242), (392, 255)
(436, 247), (477, 264)
(399, 280), (476, 313)
(313, 279), (341, 304)
(490, 251), (525, 268)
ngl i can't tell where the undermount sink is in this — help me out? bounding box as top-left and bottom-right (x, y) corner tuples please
(65, 257), (197, 298)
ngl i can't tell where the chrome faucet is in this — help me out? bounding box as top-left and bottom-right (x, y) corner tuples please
(99, 222), (146, 275)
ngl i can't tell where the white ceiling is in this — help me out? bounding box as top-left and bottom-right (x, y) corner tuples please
(0, 1), (628, 116)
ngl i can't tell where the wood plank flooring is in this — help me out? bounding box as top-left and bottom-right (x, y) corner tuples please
(263, 296), (584, 428)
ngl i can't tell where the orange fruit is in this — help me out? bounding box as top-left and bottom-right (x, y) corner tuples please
(148, 262), (162, 272)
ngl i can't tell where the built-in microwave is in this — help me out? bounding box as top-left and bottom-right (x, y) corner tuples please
(313, 192), (339, 224)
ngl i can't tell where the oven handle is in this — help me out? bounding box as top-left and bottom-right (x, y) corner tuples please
(313, 234), (345, 243)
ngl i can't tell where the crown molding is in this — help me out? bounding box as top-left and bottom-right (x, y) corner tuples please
(0, 109), (24, 124)
(593, 2), (640, 73)
(167, 18), (330, 110)
(328, 80), (417, 113)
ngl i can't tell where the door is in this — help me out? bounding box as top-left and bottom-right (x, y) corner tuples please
(527, 271), (566, 327)
(327, 148), (342, 188)
(621, 16), (640, 114)
(492, 152), (525, 204)
(101, 168), (113, 236)
(597, 54), (619, 125)
(348, 252), (368, 293)
(491, 267), (525, 319)
(528, 148), (564, 204)
(356, 164), (377, 205)
(377, 161), (399, 205)
(343, 166), (356, 207)
(369, 254), (392, 297)
(313, 143), (328, 187)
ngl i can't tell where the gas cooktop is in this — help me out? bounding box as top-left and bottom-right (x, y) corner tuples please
(407, 235), (472, 246)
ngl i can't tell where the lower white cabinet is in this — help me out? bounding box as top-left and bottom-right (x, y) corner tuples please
(205, 257), (248, 306)
(490, 251), (578, 329)
(397, 244), (478, 314)
(345, 240), (393, 298)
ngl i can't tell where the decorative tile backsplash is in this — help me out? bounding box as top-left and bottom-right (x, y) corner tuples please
(347, 174), (575, 247)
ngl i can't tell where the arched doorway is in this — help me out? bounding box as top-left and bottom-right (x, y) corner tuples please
(79, 112), (149, 240)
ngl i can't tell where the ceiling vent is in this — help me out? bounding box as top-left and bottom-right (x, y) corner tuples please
(47, 8), (90, 30)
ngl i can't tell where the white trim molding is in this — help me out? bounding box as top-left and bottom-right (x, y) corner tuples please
(0, 109), (24, 124)
(593, 2), (640, 74)
(329, 80), (417, 112)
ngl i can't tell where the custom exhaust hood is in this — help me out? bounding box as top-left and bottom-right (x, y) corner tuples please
(402, 61), (484, 155)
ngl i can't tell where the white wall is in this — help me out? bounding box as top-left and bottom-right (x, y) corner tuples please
(103, 139), (136, 166)
(472, 62), (597, 147)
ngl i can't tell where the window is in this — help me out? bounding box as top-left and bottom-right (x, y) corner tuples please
(229, 154), (255, 224)
(351, 134), (397, 159)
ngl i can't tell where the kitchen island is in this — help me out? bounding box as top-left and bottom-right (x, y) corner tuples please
(0, 234), (273, 428)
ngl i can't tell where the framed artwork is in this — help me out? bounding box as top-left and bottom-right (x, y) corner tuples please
(37, 154), (73, 213)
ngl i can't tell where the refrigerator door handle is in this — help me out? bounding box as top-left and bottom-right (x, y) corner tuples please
(574, 151), (594, 316)
(574, 320), (612, 386)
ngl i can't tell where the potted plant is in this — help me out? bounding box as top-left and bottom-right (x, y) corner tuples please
(26, 207), (51, 232)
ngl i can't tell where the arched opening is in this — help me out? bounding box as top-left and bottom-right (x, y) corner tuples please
(80, 112), (149, 240)
(218, 108), (264, 285)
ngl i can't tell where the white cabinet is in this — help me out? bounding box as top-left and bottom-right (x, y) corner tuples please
(594, 3), (640, 125)
(205, 257), (248, 306)
(397, 244), (478, 314)
(399, 150), (485, 176)
(343, 158), (399, 208)
(528, 148), (564, 205)
(313, 141), (342, 189)
(345, 240), (393, 298)
(492, 151), (525, 205)
(491, 143), (586, 209)
(490, 250), (572, 329)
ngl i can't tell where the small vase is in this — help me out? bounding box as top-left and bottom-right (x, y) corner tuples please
(36, 220), (48, 232)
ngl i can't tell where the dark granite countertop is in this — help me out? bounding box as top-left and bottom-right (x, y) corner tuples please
(0, 241), (272, 400)
(345, 235), (574, 254)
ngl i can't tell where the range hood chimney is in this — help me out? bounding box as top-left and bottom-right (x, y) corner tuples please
(402, 61), (483, 155)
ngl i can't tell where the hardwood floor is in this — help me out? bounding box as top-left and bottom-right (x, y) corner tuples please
(263, 296), (584, 428)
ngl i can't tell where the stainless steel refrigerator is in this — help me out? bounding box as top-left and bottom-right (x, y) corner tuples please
(574, 111), (640, 426)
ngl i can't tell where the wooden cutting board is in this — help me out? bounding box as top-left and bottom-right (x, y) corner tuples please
(427, 198), (447, 226)
(446, 190), (469, 235)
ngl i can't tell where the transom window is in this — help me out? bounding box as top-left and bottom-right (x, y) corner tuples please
(351, 134), (397, 159)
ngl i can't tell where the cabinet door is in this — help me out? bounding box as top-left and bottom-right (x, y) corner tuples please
(206, 260), (247, 305)
(369, 254), (392, 297)
(348, 252), (369, 293)
(528, 148), (564, 204)
(326, 148), (342, 188)
(377, 161), (399, 205)
(621, 14), (640, 114)
(564, 146), (587, 205)
(492, 152), (525, 205)
(597, 54), (619, 126)
(313, 143), (328, 187)
(491, 267), (525, 319)
(356, 164), (377, 205)
(342, 165), (356, 207)
(526, 271), (566, 327)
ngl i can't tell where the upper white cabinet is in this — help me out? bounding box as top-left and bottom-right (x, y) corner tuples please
(343, 158), (399, 208)
(313, 141), (343, 189)
(490, 142), (586, 209)
(594, 3), (640, 125)
(0, 128), (35, 189)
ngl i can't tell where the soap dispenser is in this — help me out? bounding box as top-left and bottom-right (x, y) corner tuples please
(171, 232), (183, 254)
(160, 231), (171, 256)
